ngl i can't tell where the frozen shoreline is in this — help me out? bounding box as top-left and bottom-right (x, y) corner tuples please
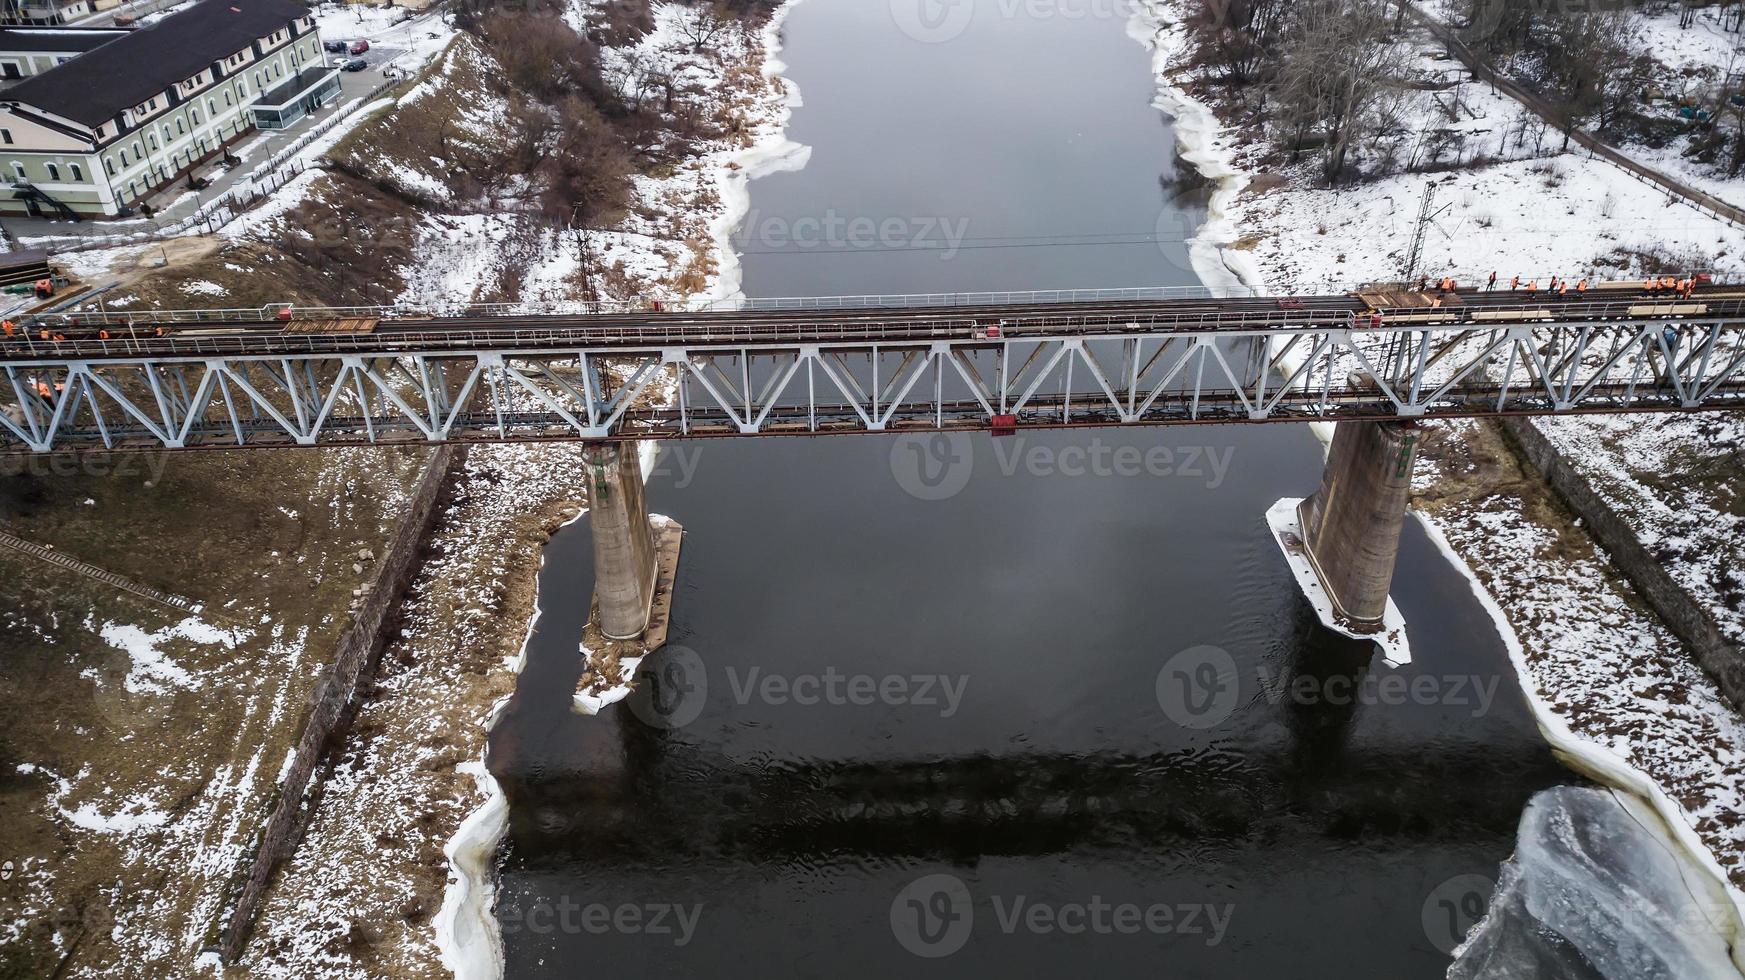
(433, 445), (670, 979)
(1126, 0), (1745, 951)
(703, 0), (812, 306)
(431, 505), (583, 980)
(432, 1), (809, 969)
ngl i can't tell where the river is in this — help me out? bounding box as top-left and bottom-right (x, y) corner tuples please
(483, 1), (1585, 975)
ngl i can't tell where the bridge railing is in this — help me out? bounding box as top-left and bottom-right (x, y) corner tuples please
(0, 308), (1365, 362)
(25, 284), (1248, 328)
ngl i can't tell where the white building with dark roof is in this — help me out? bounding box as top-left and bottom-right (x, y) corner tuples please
(0, 26), (129, 80)
(0, 0), (333, 218)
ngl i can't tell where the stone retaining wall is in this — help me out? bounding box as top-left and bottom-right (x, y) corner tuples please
(214, 444), (467, 962)
(1500, 417), (1745, 711)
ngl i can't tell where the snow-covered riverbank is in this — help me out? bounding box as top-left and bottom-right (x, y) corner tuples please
(227, 6), (808, 979)
(1126, 0), (1745, 955)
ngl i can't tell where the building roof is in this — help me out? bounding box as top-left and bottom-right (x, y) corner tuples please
(2, 0), (310, 128)
(0, 27), (130, 54)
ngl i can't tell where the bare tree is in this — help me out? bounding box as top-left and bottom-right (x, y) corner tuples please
(1184, 0), (1290, 86)
(674, 0), (734, 52)
(1541, 10), (1633, 151)
(1272, 0), (1411, 183)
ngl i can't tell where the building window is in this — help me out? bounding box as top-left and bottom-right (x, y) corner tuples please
(9, 162), (23, 182)
(207, 99), (216, 115)
(104, 157), (114, 176)
(161, 125), (170, 143)
(176, 119), (184, 135)
(132, 141), (141, 158)
(45, 163), (58, 181)
(0, 129), (11, 146)
(224, 91), (233, 107)
(70, 163), (82, 181)
(147, 134), (157, 151)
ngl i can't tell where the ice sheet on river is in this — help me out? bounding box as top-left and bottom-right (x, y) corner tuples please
(1451, 785), (1742, 979)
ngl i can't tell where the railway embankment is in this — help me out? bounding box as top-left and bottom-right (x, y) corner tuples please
(212, 444), (466, 964)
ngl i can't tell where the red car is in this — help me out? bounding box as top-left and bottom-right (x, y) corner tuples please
(349, 39), (370, 55)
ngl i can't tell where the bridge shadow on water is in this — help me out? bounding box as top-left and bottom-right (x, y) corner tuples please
(484, 429), (1577, 979)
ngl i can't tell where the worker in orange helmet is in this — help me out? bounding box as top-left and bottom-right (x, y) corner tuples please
(1576, 278), (1589, 296)
(1511, 276), (1521, 290)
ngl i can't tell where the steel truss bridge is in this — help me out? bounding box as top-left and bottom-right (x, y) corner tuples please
(3, 286), (1744, 454)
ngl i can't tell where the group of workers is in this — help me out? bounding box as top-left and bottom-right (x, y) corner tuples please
(2, 318), (163, 345)
(1420, 272), (1704, 301)
(1642, 275), (1701, 299)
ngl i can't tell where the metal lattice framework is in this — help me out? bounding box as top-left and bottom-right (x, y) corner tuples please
(4, 306), (1744, 453)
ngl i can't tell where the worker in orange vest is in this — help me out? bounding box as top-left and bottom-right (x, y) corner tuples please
(1, 320), (13, 339)
(1511, 276), (1521, 290)
(1576, 279), (1589, 296)
(1527, 279), (1538, 299)
(97, 328), (110, 340)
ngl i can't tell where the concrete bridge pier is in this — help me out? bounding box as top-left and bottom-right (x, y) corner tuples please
(1267, 421), (1417, 666)
(584, 443), (661, 641)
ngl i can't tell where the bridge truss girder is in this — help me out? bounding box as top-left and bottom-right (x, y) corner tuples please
(2, 319), (1742, 453)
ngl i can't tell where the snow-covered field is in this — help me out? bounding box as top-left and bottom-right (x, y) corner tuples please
(1132, 0), (1745, 908)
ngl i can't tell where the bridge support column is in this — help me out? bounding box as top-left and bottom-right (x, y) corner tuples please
(585, 443), (659, 641)
(1267, 421), (1416, 666)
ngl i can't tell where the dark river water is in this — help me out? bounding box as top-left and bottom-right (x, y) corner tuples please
(486, 1), (1577, 976)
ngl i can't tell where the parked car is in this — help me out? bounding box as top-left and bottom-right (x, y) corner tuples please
(323, 39), (348, 53)
(341, 57), (368, 72)
(348, 39), (369, 55)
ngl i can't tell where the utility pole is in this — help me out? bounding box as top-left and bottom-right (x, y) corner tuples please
(1404, 183), (1437, 283)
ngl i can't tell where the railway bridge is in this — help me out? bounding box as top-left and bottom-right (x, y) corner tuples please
(5, 282), (1742, 658)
